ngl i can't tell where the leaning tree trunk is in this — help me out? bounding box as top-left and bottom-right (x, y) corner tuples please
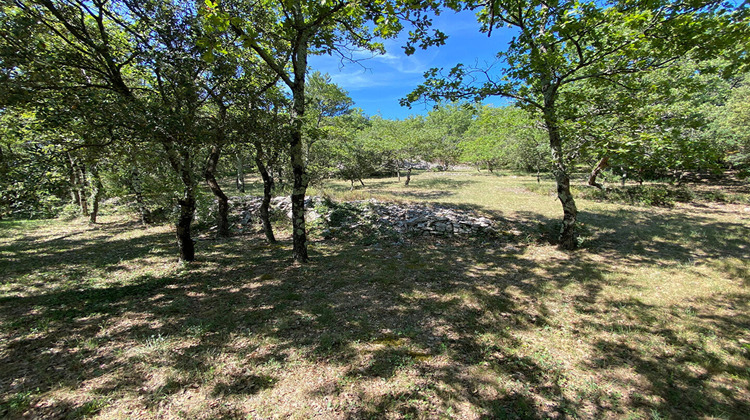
(254, 142), (276, 244)
(588, 155), (609, 189)
(205, 142), (230, 238)
(236, 153), (245, 193)
(89, 164), (104, 223)
(544, 104), (578, 250)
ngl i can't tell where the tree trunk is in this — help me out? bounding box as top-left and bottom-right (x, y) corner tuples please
(129, 166), (149, 225)
(176, 190), (196, 262)
(76, 162), (89, 216)
(89, 164), (104, 223)
(276, 166), (284, 189)
(289, 41), (310, 263)
(69, 170), (81, 209)
(236, 153), (245, 193)
(544, 103), (578, 250)
(68, 153), (89, 216)
(164, 142), (197, 263)
(405, 167), (412, 186)
(204, 142), (230, 238)
(254, 142), (276, 244)
(588, 155), (609, 189)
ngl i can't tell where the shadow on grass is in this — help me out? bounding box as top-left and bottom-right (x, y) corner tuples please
(0, 207), (748, 418)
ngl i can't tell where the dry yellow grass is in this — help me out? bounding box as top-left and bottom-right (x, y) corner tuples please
(1, 172), (748, 419)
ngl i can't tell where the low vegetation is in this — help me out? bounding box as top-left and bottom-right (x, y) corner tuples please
(2, 172), (748, 419)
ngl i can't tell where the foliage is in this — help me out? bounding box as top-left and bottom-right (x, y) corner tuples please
(462, 105), (549, 172)
(578, 185), (694, 207)
(713, 75), (750, 175)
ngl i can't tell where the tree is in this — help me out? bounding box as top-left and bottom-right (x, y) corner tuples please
(405, 0), (746, 249)
(421, 102), (476, 170)
(205, 0), (443, 262)
(462, 105), (548, 175)
(714, 74), (750, 174)
(3, 0), (282, 261)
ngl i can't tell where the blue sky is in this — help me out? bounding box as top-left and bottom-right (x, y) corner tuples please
(308, 9), (515, 120)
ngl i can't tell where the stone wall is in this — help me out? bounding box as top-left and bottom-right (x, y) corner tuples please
(231, 196), (499, 238)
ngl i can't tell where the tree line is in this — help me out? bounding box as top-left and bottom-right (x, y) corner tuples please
(1, 0), (748, 262)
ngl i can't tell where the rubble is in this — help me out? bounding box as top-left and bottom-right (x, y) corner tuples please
(231, 195), (499, 238)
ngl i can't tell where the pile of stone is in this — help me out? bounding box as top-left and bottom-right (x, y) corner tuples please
(364, 200), (496, 236)
(231, 195), (325, 225)
(231, 196), (500, 238)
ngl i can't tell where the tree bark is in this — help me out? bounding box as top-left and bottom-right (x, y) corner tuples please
(68, 153), (88, 216)
(76, 162), (89, 216)
(176, 190), (196, 262)
(129, 165), (150, 225)
(405, 167), (412, 186)
(544, 102), (578, 250)
(289, 40), (310, 263)
(236, 153), (245, 193)
(89, 164), (104, 223)
(164, 142), (197, 263)
(587, 155), (609, 189)
(69, 170), (81, 209)
(204, 142), (230, 238)
(254, 142), (277, 244)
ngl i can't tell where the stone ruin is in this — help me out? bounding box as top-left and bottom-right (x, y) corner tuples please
(230, 196), (502, 238)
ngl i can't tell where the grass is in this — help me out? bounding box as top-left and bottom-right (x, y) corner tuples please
(1, 171), (749, 419)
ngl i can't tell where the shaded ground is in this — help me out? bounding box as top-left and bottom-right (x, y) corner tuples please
(1, 173), (749, 419)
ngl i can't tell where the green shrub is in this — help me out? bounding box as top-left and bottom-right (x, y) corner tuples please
(577, 185), (694, 207)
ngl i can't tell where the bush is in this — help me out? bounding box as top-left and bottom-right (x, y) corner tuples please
(577, 185), (694, 207)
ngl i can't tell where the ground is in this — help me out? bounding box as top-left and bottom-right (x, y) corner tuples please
(1, 171), (749, 419)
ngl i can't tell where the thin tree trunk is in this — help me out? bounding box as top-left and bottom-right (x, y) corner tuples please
(544, 103), (578, 250)
(236, 153), (245, 193)
(76, 162), (89, 216)
(405, 167), (412, 186)
(69, 169), (81, 209)
(254, 142), (276, 244)
(204, 142), (230, 238)
(129, 166), (149, 225)
(588, 155), (609, 189)
(89, 164), (104, 223)
(68, 153), (88, 216)
(276, 166), (284, 189)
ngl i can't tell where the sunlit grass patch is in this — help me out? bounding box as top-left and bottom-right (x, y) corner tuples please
(1, 173), (749, 418)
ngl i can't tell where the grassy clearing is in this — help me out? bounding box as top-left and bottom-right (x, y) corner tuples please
(1, 171), (749, 419)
